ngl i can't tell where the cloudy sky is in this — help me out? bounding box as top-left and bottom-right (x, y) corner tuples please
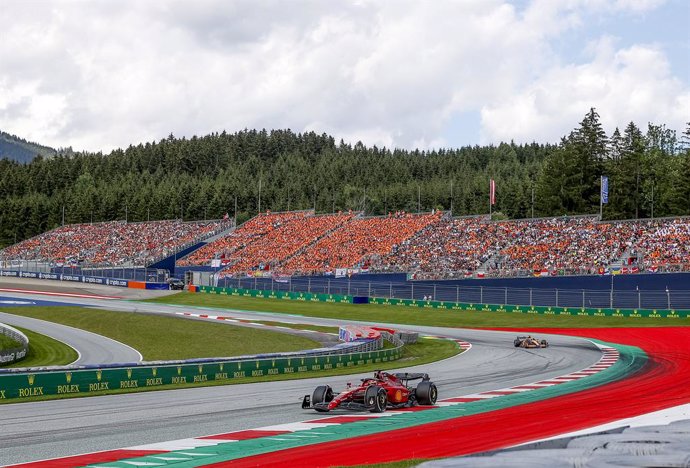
(0, 0), (688, 152)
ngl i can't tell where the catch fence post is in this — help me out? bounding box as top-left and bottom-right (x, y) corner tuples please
(347, 279), (351, 296)
(411, 282), (414, 300)
(389, 282), (393, 298)
(456, 285), (459, 303)
(480, 286), (483, 304)
(308, 277), (311, 293)
(433, 284), (437, 300)
(556, 288), (559, 307)
(582, 289), (585, 308)
(504, 287), (508, 305)
(328, 279), (331, 295)
(368, 281), (371, 298)
(529, 288), (533, 306)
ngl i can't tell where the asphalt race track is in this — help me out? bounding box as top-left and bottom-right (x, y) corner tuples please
(0, 311), (142, 366)
(0, 285), (604, 466)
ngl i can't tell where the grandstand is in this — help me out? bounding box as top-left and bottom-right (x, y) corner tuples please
(177, 211), (688, 280)
(373, 216), (690, 280)
(218, 211), (355, 276)
(279, 211), (443, 276)
(0, 219), (230, 268)
(1, 210), (688, 282)
(178, 210), (311, 268)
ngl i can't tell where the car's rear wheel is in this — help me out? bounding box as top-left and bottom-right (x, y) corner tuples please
(312, 385), (333, 412)
(415, 381), (438, 405)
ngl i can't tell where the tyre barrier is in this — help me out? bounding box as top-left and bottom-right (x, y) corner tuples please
(0, 323), (28, 366)
(0, 333), (404, 401)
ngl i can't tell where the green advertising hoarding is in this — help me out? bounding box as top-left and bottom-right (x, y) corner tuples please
(194, 284), (689, 318)
(0, 347), (402, 401)
(198, 285), (352, 304)
(368, 297), (689, 318)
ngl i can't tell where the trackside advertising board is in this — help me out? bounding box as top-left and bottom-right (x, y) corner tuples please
(194, 285), (689, 318)
(0, 348), (402, 400)
(197, 285), (352, 304)
(370, 297), (689, 318)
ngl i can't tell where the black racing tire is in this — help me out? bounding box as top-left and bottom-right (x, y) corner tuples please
(541, 339), (549, 348)
(514, 339), (521, 347)
(364, 386), (387, 413)
(415, 381), (438, 405)
(312, 385), (333, 412)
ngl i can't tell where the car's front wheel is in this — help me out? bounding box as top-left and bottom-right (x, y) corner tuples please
(364, 386), (387, 413)
(312, 385), (333, 412)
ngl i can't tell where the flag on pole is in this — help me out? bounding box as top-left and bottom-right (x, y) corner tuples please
(601, 176), (609, 204)
(490, 179), (496, 205)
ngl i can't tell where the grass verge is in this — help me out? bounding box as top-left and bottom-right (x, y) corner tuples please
(0, 334), (21, 350)
(5, 327), (78, 368)
(147, 292), (687, 328)
(1, 307), (320, 361)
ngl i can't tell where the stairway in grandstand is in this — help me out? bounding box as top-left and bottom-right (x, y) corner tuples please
(148, 222), (237, 272)
(201, 223), (237, 244)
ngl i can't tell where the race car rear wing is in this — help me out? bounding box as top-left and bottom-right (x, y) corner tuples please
(393, 372), (430, 382)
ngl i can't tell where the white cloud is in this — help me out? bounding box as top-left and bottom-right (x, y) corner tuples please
(0, 0), (686, 152)
(480, 39), (689, 143)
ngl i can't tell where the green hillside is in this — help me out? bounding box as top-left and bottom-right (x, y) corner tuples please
(0, 131), (56, 164)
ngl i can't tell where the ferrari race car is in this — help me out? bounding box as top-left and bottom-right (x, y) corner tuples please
(514, 335), (549, 348)
(302, 371), (438, 413)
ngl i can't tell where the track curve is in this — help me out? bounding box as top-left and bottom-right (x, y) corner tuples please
(0, 289), (602, 466)
(0, 311), (142, 366)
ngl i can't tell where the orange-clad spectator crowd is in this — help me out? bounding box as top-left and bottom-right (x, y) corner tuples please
(219, 212), (355, 276)
(178, 211), (310, 267)
(0, 219), (226, 267)
(279, 211), (443, 275)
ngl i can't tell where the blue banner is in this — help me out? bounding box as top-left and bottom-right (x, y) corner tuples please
(60, 274), (83, 282)
(601, 176), (609, 204)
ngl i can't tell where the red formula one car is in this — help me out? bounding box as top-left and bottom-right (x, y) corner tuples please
(514, 335), (549, 348)
(301, 371), (438, 413)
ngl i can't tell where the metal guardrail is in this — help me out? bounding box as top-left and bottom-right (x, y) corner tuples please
(0, 331), (399, 375)
(0, 323), (29, 366)
(0, 334), (404, 400)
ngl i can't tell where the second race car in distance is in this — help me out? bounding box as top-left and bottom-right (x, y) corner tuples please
(514, 335), (549, 348)
(302, 370), (438, 413)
